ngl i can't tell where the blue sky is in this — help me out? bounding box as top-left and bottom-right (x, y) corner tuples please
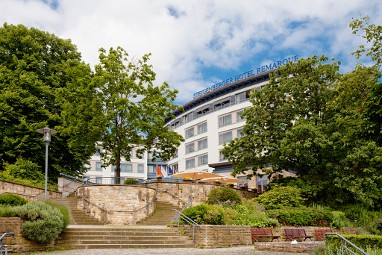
(1, 0), (381, 104)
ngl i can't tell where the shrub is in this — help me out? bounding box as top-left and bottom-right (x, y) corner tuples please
(13, 201), (65, 243)
(206, 187), (242, 206)
(326, 234), (382, 251)
(181, 204), (225, 225)
(255, 186), (305, 209)
(330, 210), (352, 228)
(224, 205), (280, 227)
(123, 178), (139, 185)
(267, 206), (333, 226)
(2, 158), (44, 181)
(44, 200), (70, 228)
(0, 194), (28, 206)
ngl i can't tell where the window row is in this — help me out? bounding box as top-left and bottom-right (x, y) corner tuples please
(185, 154), (208, 169)
(218, 109), (245, 128)
(218, 127), (244, 145)
(185, 122), (207, 139)
(168, 88), (255, 130)
(95, 162), (144, 173)
(185, 137), (208, 154)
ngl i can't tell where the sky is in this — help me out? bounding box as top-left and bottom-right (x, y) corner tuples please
(1, 0), (382, 104)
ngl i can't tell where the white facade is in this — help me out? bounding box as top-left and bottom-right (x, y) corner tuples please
(166, 71), (272, 176)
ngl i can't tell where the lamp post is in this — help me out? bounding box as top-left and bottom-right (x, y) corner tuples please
(37, 127), (57, 199)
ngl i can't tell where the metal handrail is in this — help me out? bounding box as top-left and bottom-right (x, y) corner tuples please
(0, 232), (15, 255)
(172, 209), (200, 243)
(325, 232), (368, 255)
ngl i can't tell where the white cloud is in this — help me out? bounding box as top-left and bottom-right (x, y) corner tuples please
(0, 0), (381, 104)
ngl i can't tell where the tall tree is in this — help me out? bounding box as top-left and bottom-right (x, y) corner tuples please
(93, 47), (183, 181)
(0, 23), (96, 179)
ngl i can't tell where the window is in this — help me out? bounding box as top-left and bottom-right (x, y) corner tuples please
(195, 106), (211, 118)
(173, 149), (178, 158)
(219, 131), (232, 145)
(198, 138), (208, 150)
(236, 110), (245, 122)
(95, 162), (102, 171)
(138, 164), (144, 173)
(235, 90), (251, 103)
(197, 122), (207, 134)
(184, 113), (193, 123)
(186, 158), (195, 169)
(218, 114), (232, 127)
(214, 98), (231, 110)
(219, 151), (227, 162)
(169, 164), (178, 174)
(171, 120), (180, 130)
(96, 177), (102, 184)
(237, 128), (244, 138)
(185, 127), (195, 139)
(185, 142), (195, 154)
(148, 165), (156, 173)
(198, 154), (208, 166)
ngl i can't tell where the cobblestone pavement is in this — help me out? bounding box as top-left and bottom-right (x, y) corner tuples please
(24, 247), (310, 255)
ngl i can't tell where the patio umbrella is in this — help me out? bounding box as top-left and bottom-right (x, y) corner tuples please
(170, 171), (222, 180)
(199, 176), (240, 184)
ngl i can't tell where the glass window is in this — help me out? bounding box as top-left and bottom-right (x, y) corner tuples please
(219, 131), (232, 145)
(219, 151), (227, 162)
(95, 162), (102, 171)
(185, 142), (195, 154)
(198, 138), (208, 150)
(121, 164), (133, 173)
(186, 158), (195, 169)
(138, 164), (144, 173)
(185, 127), (195, 139)
(198, 154), (208, 166)
(218, 114), (232, 127)
(237, 128), (244, 138)
(236, 110), (245, 122)
(148, 165), (156, 173)
(197, 122), (207, 134)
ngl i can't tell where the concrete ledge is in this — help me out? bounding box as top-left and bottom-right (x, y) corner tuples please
(254, 241), (323, 253)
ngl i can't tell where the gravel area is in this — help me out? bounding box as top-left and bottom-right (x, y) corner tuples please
(22, 247), (310, 255)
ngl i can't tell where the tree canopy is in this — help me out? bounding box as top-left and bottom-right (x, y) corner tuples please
(89, 47), (183, 180)
(222, 51), (382, 209)
(0, 23), (95, 180)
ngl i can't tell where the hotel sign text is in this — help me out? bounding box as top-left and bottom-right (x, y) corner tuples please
(193, 55), (299, 99)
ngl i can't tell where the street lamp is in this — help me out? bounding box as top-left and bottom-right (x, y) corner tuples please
(37, 127), (57, 199)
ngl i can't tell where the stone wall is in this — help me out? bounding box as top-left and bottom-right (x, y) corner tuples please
(0, 217), (54, 253)
(76, 185), (156, 225)
(147, 182), (255, 208)
(0, 180), (61, 200)
(183, 225), (252, 248)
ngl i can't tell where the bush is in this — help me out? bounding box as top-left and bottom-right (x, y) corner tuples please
(325, 234), (382, 251)
(267, 206), (333, 226)
(44, 200), (70, 228)
(181, 204), (225, 225)
(123, 178), (139, 185)
(206, 187), (242, 206)
(0, 194), (28, 206)
(224, 205), (280, 227)
(255, 186), (305, 209)
(2, 158), (44, 181)
(13, 201), (65, 243)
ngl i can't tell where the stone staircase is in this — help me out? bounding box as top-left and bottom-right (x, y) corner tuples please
(52, 196), (193, 249)
(52, 195), (104, 225)
(137, 201), (181, 225)
(56, 226), (194, 249)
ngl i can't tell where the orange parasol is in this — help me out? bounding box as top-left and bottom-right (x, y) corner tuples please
(170, 171), (222, 180)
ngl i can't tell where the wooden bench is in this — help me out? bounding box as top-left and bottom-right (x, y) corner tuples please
(251, 228), (280, 242)
(314, 228), (332, 241)
(284, 228), (313, 241)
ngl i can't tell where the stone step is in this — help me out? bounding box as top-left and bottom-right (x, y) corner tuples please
(57, 243), (194, 249)
(58, 239), (192, 245)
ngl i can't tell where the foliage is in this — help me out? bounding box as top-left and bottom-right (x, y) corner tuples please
(123, 178), (139, 185)
(13, 201), (65, 243)
(87, 47), (184, 179)
(0, 23), (96, 180)
(341, 205), (382, 234)
(0, 193), (27, 206)
(254, 186), (304, 209)
(326, 234), (382, 251)
(330, 211), (352, 229)
(44, 200), (70, 228)
(181, 204), (224, 225)
(266, 206), (333, 226)
(206, 187), (242, 206)
(224, 205), (280, 227)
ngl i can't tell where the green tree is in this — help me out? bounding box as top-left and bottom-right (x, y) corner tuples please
(0, 23), (96, 179)
(92, 47), (183, 181)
